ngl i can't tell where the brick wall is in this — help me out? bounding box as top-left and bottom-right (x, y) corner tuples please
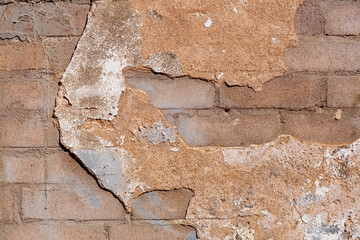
(0, 1), (195, 239)
(126, 0), (360, 147)
(1, 0), (360, 239)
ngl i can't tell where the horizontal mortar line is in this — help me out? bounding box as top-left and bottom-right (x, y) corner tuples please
(20, 218), (127, 223)
(0, 183), (102, 188)
(0, 147), (60, 150)
(40, 35), (84, 38)
(284, 71), (360, 77)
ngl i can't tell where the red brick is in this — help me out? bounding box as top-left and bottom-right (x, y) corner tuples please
(21, 187), (126, 220)
(177, 110), (281, 146)
(219, 77), (324, 109)
(47, 150), (98, 185)
(284, 39), (360, 72)
(0, 187), (17, 223)
(132, 190), (193, 220)
(126, 70), (216, 109)
(110, 223), (197, 240)
(295, 5), (323, 35)
(2, 149), (45, 183)
(327, 76), (360, 108)
(0, 80), (45, 109)
(0, 70), (47, 82)
(282, 109), (360, 143)
(3, 223), (107, 240)
(0, 109), (45, 147)
(42, 37), (80, 73)
(0, 40), (44, 70)
(325, 3), (360, 36)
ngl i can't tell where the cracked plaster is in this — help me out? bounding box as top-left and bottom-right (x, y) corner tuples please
(55, 0), (360, 239)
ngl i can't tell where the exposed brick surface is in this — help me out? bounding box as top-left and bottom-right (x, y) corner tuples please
(47, 150), (97, 185)
(284, 39), (360, 72)
(283, 109), (360, 144)
(0, 3), (89, 39)
(219, 77), (324, 109)
(0, 40), (44, 70)
(126, 70), (216, 109)
(327, 76), (360, 108)
(42, 37), (80, 73)
(325, 3), (360, 36)
(2, 149), (45, 183)
(0, 80), (45, 109)
(0, 109), (45, 147)
(295, 5), (323, 35)
(110, 223), (197, 240)
(0, 187), (17, 223)
(132, 190), (193, 220)
(21, 187), (126, 220)
(178, 110), (281, 146)
(2, 223), (107, 240)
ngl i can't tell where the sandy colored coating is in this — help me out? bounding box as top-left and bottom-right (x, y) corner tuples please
(132, 0), (303, 90)
(54, 0), (360, 239)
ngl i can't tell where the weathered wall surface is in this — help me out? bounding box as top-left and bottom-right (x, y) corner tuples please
(2, 0), (360, 239)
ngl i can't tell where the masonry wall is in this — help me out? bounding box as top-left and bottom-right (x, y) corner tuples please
(1, 0), (360, 239)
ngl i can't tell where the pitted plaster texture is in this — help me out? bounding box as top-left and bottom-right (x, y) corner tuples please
(54, 0), (360, 239)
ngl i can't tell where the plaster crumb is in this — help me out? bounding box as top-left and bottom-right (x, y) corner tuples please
(217, 72), (224, 80)
(233, 7), (238, 13)
(334, 109), (342, 120)
(203, 17), (213, 28)
(170, 147), (180, 152)
(272, 38), (278, 45)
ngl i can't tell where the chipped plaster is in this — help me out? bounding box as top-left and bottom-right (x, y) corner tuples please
(54, 0), (360, 239)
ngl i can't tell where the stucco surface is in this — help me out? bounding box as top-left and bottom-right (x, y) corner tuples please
(55, 0), (360, 239)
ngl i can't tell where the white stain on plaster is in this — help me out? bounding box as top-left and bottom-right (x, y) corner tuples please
(170, 147), (180, 152)
(224, 223), (255, 240)
(233, 7), (238, 13)
(305, 214), (344, 240)
(314, 180), (329, 198)
(203, 17), (213, 28)
(132, 120), (176, 145)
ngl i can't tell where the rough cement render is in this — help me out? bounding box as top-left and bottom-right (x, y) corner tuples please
(54, 0), (360, 239)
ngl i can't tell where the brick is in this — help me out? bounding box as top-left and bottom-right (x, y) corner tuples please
(177, 110), (281, 146)
(0, 3), (89, 39)
(295, 5), (323, 35)
(3, 223), (107, 240)
(284, 39), (360, 72)
(282, 109), (360, 143)
(132, 190), (193, 220)
(110, 223), (197, 240)
(327, 76), (360, 108)
(0, 187), (16, 223)
(0, 80), (45, 109)
(47, 150), (97, 185)
(219, 77), (324, 109)
(0, 40), (44, 70)
(21, 187), (126, 220)
(325, 3), (360, 36)
(42, 37), (80, 73)
(0, 109), (45, 147)
(0, 70), (48, 82)
(2, 150), (45, 183)
(126, 70), (216, 109)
